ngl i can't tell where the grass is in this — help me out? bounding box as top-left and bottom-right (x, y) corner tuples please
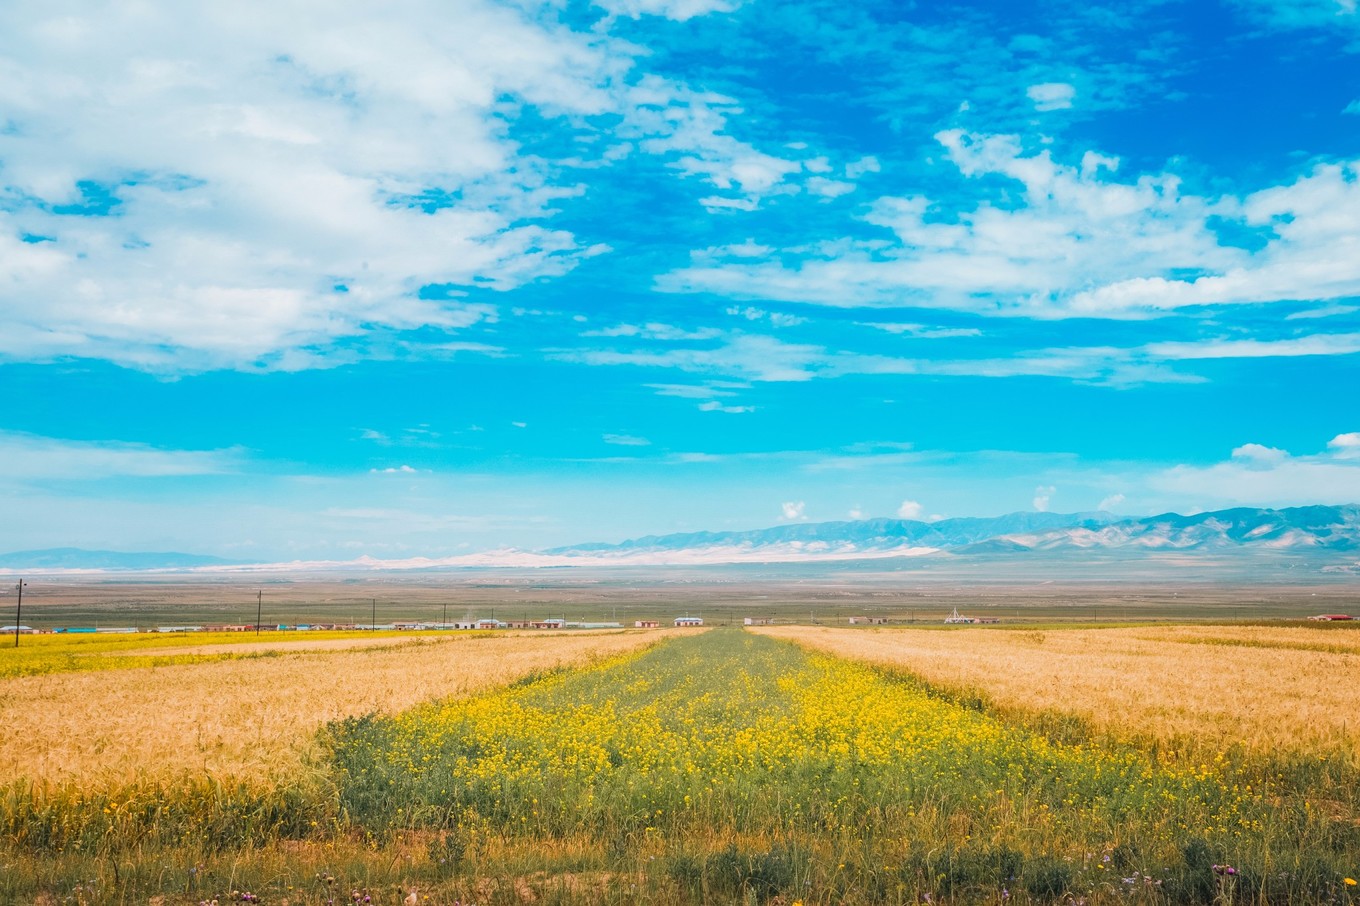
(2, 627), (1357, 904)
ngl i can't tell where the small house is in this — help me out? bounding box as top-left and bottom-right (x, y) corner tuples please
(634, 620), (660, 628)
(674, 616), (704, 628)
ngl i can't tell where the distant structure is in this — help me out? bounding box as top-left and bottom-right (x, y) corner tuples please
(674, 616), (704, 628)
(1308, 614), (1354, 621)
(743, 617), (771, 626)
(848, 616), (887, 625)
(634, 620), (660, 629)
(944, 608), (974, 624)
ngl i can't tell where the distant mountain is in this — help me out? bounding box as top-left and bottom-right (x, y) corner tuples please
(0, 548), (242, 571)
(5, 506), (1359, 574)
(552, 511), (1119, 554)
(546, 505), (1360, 562)
(1004, 505), (1360, 553)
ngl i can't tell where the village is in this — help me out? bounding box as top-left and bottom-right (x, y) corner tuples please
(0, 610), (1023, 634)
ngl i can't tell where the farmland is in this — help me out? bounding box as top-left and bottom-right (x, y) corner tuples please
(1, 615), (1358, 904)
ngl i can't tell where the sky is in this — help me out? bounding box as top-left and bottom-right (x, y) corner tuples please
(1, 0), (1359, 561)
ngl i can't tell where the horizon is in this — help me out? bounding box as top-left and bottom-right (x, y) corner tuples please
(2, 2), (1359, 561)
(2, 503), (1359, 573)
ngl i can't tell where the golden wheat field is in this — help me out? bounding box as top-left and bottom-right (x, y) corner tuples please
(3, 623), (1358, 905)
(0, 629), (679, 783)
(755, 623), (1360, 761)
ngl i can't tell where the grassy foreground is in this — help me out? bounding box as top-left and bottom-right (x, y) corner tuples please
(2, 629), (1358, 904)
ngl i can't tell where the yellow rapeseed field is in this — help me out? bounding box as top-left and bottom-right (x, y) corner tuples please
(755, 624), (1360, 760)
(0, 629), (678, 783)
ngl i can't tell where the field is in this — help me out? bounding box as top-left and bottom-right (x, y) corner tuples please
(1, 600), (1358, 905)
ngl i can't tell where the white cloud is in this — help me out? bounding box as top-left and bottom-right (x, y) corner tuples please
(1150, 443), (1360, 506)
(1145, 333), (1360, 359)
(860, 322), (983, 339)
(844, 156), (881, 179)
(781, 500), (806, 520)
(848, 506), (865, 519)
(0, 2), (819, 371)
(661, 130), (1360, 322)
(1098, 493), (1125, 512)
(1345, 99), (1360, 115)
(725, 306), (807, 327)
(594, 0), (738, 21)
(369, 464), (419, 474)
(896, 499), (923, 519)
(563, 333), (826, 382)
(645, 382), (742, 399)
(603, 433), (651, 446)
(698, 401), (756, 413)
(583, 323), (723, 341)
(1027, 82), (1076, 111)
(661, 129), (1241, 318)
(0, 430), (239, 481)
(1231, 443), (1290, 465)
(1328, 432), (1360, 457)
(1033, 485), (1056, 511)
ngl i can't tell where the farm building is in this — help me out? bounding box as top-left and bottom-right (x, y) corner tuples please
(530, 619), (566, 629)
(674, 616), (704, 627)
(848, 616), (887, 625)
(743, 617), (771, 626)
(634, 620), (660, 628)
(1308, 614), (1354, 621)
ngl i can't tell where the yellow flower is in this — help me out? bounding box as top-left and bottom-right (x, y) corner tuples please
(1344, 877), (1357, 886)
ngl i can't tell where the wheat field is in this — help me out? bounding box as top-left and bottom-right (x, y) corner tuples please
(0, 629), (678, 783)
(754, 624), (1360, 761)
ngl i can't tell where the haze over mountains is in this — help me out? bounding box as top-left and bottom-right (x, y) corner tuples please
(2, 505), (1359, 574)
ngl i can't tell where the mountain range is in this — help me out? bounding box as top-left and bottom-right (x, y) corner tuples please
(545, 504), (1360, 561)
(0, 548), (241, 571)
(1, 505), (1358, 572)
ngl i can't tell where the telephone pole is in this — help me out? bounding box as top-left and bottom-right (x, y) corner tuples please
(371, 597), (376, 631)
(13, 579), (26, 647)
(255, 589), (263, 636)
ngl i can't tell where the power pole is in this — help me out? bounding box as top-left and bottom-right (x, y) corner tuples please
(255, 589), (262, 636)
(371, 598), (376, 631)
(14, 579), (26, 647)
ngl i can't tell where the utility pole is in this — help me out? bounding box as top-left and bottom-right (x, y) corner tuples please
(14, 579), (26, 647)
(442, 600), (448, 629)
(371, 597), (376, 631)
(255, 589), (262, 636)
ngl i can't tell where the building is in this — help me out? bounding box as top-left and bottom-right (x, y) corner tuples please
(634, 620), (660, 628)
(848, 616), (887, 625)
(530, 619), (566, 629)
(1308, 614), (1354, 621)
(674, 616), (704, 627)
(743, 617), (770, 626)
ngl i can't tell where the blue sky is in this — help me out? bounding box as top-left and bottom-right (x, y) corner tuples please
(2, 0), (1359, 560)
